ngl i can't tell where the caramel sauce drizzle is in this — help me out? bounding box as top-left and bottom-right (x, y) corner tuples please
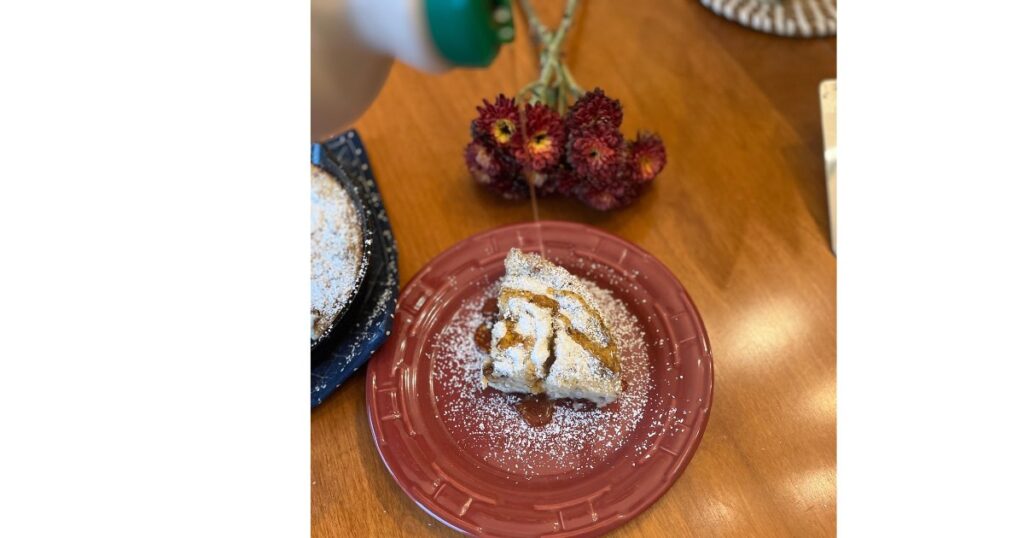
(495, 326), (534, 351)
(494, 288), (619, 374)
(515, 394), (554, 427)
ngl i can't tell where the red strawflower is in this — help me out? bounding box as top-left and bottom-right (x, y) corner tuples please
(466, 90), (663, 210)
(566, 88), (623, 134)
(474, 94), (521, 148)
(486, 173), (530, 200)
(464, 139), (502, 178)
(567, 129), (625, 182)
(464, 139), (527, 200)
(576, 185), (623, 210)
(553, 167), (581, 197)
(529, 166), (572, 197)
(575, 172), (644, 211)
(514, 103), (565, 171)
(629, 131), (666, 183)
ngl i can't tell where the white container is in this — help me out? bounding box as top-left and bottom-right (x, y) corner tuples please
(311, 0), (515, 140)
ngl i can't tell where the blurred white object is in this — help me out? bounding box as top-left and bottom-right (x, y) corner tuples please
(311, 0), (514, 141)
(819, 79), (836, 253)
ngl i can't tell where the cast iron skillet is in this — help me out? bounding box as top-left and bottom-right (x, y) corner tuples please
(311, 133), (399, 408)
(310, 156), (371, 352)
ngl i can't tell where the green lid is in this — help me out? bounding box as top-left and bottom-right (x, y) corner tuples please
(425, 0), (515, 67)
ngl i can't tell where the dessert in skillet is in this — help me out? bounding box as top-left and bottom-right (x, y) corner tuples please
(310, 164), (364, 342)
(482, 249), (622, 407)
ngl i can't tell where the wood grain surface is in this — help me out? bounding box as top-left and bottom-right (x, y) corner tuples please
(312, 1), (836, 536)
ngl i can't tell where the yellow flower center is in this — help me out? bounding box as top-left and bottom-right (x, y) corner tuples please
(492, 119), (516, 144)
(529, 132), (552, 154)
(639, 156), (654, 177)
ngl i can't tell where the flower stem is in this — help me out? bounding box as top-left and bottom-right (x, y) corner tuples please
(537, 0), (579, 85)
(517, 0), (550, 45)
(514, 0), (582, 109)
(560, 64), (584, 98)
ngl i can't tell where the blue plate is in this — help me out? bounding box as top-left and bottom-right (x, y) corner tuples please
(311, 131), (399, 408)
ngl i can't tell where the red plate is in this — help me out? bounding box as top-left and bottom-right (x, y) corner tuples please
(366, 221), (713, 537)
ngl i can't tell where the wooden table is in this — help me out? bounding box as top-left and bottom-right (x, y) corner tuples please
(312, 2), (836, 536)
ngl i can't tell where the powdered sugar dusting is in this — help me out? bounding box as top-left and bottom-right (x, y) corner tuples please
(311, 165), (365, 342)
(431, 277), (652, 479)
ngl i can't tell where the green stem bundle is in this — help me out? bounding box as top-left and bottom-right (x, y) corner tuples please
(516, 0), (584, 114)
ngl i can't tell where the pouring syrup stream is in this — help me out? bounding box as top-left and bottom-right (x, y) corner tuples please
(512, 42), (546, 257)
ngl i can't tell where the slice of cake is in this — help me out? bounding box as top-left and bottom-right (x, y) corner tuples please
(483, 249), (621, 407)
